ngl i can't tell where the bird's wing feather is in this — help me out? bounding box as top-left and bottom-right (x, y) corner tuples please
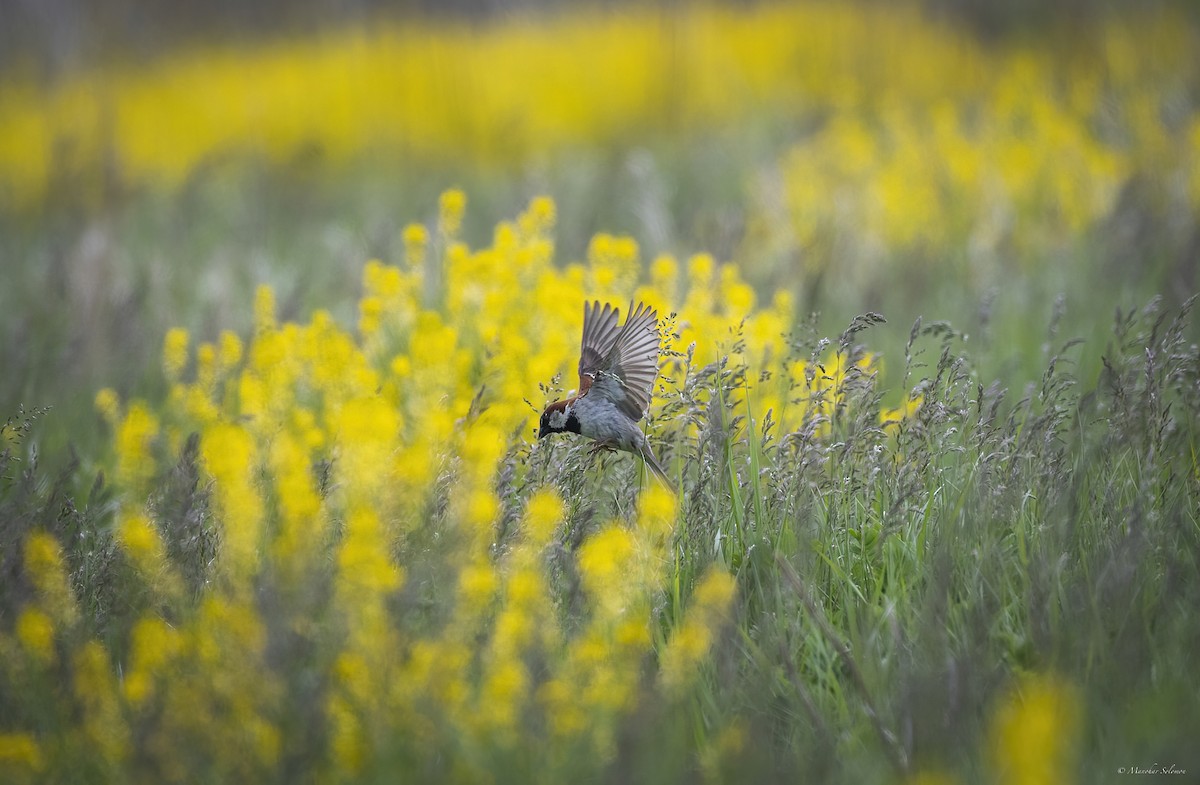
(578, 300), (621, 395)
(592, 301), (661, 421)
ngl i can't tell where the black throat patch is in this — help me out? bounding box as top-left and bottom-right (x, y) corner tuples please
(540, 399), (583, 437)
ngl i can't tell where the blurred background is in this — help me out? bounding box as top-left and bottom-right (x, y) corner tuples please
(0, 0), (1164, 74)
(2, 0), (1198, 464)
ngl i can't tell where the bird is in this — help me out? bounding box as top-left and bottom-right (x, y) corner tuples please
(539, 300), (672, 487)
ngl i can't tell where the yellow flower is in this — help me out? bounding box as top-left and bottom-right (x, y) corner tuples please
(989, 672), (1081, 785)
(577, 525), (637, 619)
(201, 423), (262, 581)
(73, 641), (130, 765)
(123, 615), (183, 706)
(337, 508), (404, 595)
(15, 608), (55, 664)
(687, 253), (716, 287)
(359, 295), (383, 337)
(538, 678), (588, 738)
(117, 512), (182, 598)
(403, 223), (429, 268)
(23, 532), (78, 625)
(614, 617), (651, 652)
(333, 396), (401, 502)
(463, 488), (499, 540)
(521, 195), (556, 237)
(491, 606), (534, 661)
(0, 733), (44, 773)
(196, 342), (217, 390)
(882, 393), (924, 433)
(699, 719), (749, 784)
(328, 695), (367, 774)
(115, 402), (159, 488)
(458, 559), (500, 611)
(587, 232), (639, 295)
(506, 568), (543, 608)
(719, 264), (756, 318)
(692, 567), (737, 611)
(659, 567), (736, 695)
(94, 387), (120, 424)
(253, 284), (276, 335)
(524, 487), (564, 545)
(271, 433), (320, 508)
(650, 253), (679, 300)
(218, 330), (243, 372)
(439, 188), (467, 237)
(480, 659), (528, 737)
(637, 484), (678, 543)
(162, 327), (189, 381)
(202, 421), (254, 483)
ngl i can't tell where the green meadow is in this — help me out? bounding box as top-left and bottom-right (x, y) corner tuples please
(2, 3), (1198, 783)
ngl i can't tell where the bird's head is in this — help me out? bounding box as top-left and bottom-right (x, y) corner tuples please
(539, 399), (580, 439)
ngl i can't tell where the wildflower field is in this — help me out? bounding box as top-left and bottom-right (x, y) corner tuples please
(2, 2), (1199, 783)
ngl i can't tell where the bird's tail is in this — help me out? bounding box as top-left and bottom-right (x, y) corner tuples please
(640, 444), (676, 491)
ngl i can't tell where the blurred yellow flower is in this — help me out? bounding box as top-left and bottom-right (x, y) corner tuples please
(15, 608), (55, 664)
(439, 188), (467, 238)
(115, 402), (159, 489)
(479, 659), (528, 740)
(638, 484), (678, 543)
(253, 284), (276, 335)
(162, 327), (190, 381)
(119, 512), (183, 599)
(403, 223), (429, 269)
(578, 525), (637, 618)
(687, 253), (715, 286)
(23, 532), (78, 626)
(201, 422), (263, 581)
(217, 330), (243, 372)
(73, 641), (130, 766)
(523, 195), (556, 236)
(989, 672), (1081, 785)
(659, 567), (736, 695)
(123, 615), (183, 706)
(196, 342), (217, 391)
(337, 508), (404, 595)
(458, 559), (500, 611)
(524, 487), (565, 545)
(94, 387), (120, 424)
(0, 733), (44, 773)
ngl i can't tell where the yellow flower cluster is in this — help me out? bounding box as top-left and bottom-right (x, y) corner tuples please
(773, 63), (1146, 279)
(906, 671), (1082, 785)
(0, 535), (127, 782)
(757, 11), (1196, 278)
(1, 4), (1195, 226)
(989, 673), (1081, 785)
(0, 732), (44, 782)
(8, 534), (79, 669)
(659, 566), (738, 696)
(6, 192), (896, 778)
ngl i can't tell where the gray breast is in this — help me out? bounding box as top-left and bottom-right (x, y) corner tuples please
(574, 394), (633, 445)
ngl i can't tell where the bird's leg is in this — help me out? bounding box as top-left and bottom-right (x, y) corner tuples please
(587, 440), (617, 456)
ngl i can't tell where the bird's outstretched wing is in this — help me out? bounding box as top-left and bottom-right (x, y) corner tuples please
(578, 300), (621, 395)
(588, 301), (661, 422)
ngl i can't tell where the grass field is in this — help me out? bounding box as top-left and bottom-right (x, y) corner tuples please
(2, 3), (1199, 783)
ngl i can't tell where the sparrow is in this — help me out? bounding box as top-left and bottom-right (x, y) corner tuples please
(539, 300), (672, 486)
